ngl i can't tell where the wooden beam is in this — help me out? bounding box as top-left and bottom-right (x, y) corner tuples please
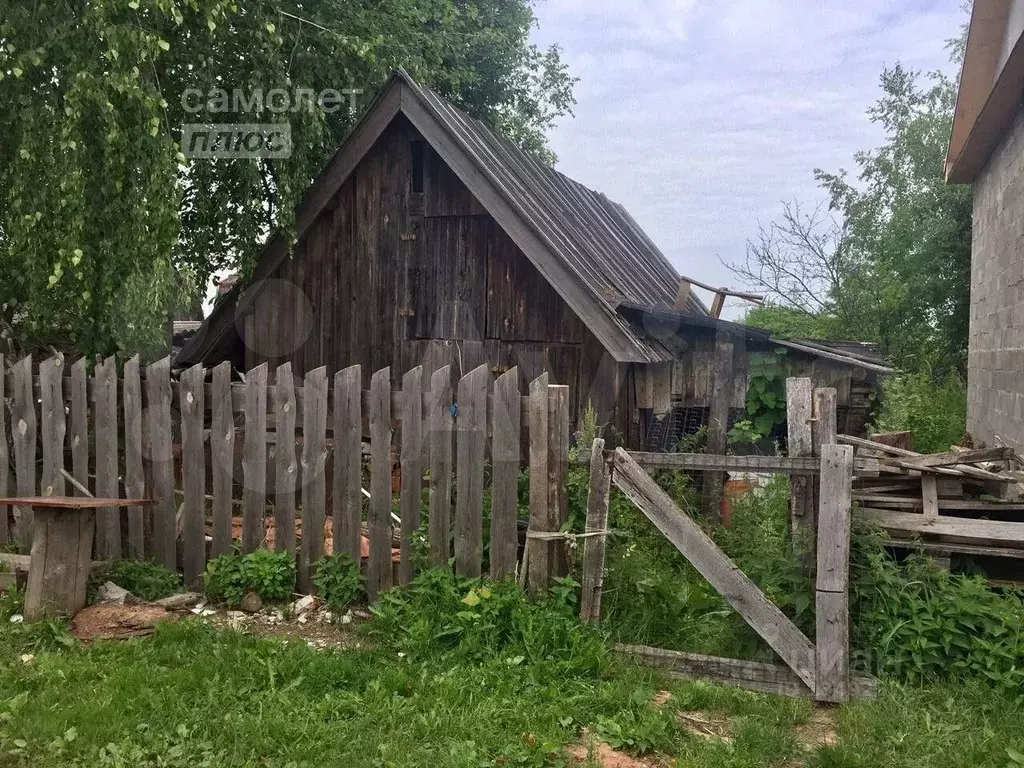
(615, 644), (876, 700)
(860, 509), (1024, 548)
(580, 438), (611, 624)
(787, 378), (814, 536)
(702, 336), (733, 521)
(709, 292), (726, 319)
(676, 275), (765, 303)
(672, 279), (692, 311)
(611, 447), (817, 691)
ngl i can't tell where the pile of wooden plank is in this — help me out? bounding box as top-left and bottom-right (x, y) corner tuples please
(838, 435), (1024, 570)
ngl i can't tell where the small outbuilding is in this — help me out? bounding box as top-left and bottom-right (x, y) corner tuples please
(179, 69), (890, 448)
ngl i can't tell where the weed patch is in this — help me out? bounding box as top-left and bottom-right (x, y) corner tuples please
(204, 549), (296, 606)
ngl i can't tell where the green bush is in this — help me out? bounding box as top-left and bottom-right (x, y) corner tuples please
(203, 549), (295, 606)
(99, 560), (181, 601)
(851, 525), (1024, 689)
(366, 568), (607, 676)
(875, 369), (967, 453)
(312, 554), (364, 613)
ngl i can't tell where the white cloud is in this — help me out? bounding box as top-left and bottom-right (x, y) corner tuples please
(531, 0), (967, 316)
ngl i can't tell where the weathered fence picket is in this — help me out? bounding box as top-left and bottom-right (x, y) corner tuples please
(1, 355), (567, 604)
(399, 366), (423, 585)
(123, 355), (146, 559)
(333, 365), (362, 564)
(580, 438), (611, 623)
(526, 373), (550, 593)
(180, 363), (206, 587)
(242, 363), (268, 553)
(275, 362), (298, 557)
(367, 367), (392, 601)
(300, 366), (328, 593)
(210, 361), (234, 557)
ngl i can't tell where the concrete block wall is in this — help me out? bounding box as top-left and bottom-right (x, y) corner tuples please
(969, 104), (1024, 450)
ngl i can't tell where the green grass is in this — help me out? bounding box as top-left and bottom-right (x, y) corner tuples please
(0, 616), (1023, 767)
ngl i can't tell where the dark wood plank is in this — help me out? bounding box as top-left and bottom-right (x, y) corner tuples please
(333, 365), (362, 564)
(490, 367), (520, 579)
(526, 373), (550, 593)
(611, 447), (817, 691)
(122, 355), (145, 559)
(368, 367), (392, 600)
(580, 438), (611, 623)
(615, 644), (875, 700)
(180, 363), (206, 587)
(428, 365), (453, 568)
(25, 506), (95, 620)
(300, 366), (328, 593)
(274, 362), (298, 557)
(94, 355), (120, 559)
(146, 357), (176, 569)
(210, 361), (234, 557)
(815, 443), (854, 703)
(242, 363), (269, 553)
(399, 366), (424, 585)
(11, 355), (36, 545)
(39, 355), (66, 498)
(455, 364), (489, 577)
(809, 386), (838, 558)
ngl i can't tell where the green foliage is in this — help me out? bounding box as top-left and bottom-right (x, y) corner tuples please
(96, 559), (181, 602)
(0, 0), (575, 357)
(730, 349), (787, 444)
(874, 368), (967, 453)
(312, 554), (364, 613)
(366, 568), (607, 675)
(203, 549), (295, 606)
(850, 524), (1024, 689)
(744, 303), (841, 340)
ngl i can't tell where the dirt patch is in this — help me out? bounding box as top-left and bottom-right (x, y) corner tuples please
(794, 708), (838, 749)
(676, 710), (734, 742)
(567, 741), (661, 768)
(204, 604), (365, 651)
(71, 603), (180, 643)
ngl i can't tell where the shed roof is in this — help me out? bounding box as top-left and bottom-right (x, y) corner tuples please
(178, 69), (704, 368)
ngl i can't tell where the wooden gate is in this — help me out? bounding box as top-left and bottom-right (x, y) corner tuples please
(578, 378), (876, 702)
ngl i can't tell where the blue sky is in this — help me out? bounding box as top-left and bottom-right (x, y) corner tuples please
(530, 0), (968, 317)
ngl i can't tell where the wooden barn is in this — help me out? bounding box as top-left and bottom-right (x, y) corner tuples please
(178, 69), (890, 448)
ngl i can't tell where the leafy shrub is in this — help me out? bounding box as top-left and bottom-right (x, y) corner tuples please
(851, 524), (1024, 689)
(203, 549), (295, 606)
(875, 369), (967, 453)
(366, 569), (607, 675)
(312, 554), (364, 612)
(100, 560), (181, 601)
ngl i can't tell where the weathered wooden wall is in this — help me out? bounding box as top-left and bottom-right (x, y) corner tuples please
(241, 116), (624, 435)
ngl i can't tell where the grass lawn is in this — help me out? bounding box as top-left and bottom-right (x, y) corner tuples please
(1, 617), (1023, 768)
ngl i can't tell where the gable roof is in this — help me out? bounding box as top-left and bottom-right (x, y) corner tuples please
(178, 69), (704, 368)
(946, 0), (1024, 183)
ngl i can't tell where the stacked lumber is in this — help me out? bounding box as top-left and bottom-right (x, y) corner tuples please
(839, 435), (1024, 563)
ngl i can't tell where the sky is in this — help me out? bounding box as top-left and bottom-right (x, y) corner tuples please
(529, 0), (968, 318)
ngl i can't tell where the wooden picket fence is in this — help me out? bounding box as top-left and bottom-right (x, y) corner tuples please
(0, 354), (571, 596)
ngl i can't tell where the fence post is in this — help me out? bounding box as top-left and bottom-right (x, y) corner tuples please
(701, 335), (733, 521)
(367, 367), (392, 601)
(526, 373), (550, 594)
(815, 443), (854, 703)
(180, 363), (206, 587)
(809, 386), (837, 562)
(548, 384), (570, 576)
(274, 362), (298, 558)
(786, 377), (813, 537)
(580, 438), (611, 623)
(241, 363), (268, 554)
(399, 366), (424, 586)
(490, 367), (520, 580)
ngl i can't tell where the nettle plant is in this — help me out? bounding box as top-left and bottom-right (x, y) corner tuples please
(730, 348), (788, 445)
